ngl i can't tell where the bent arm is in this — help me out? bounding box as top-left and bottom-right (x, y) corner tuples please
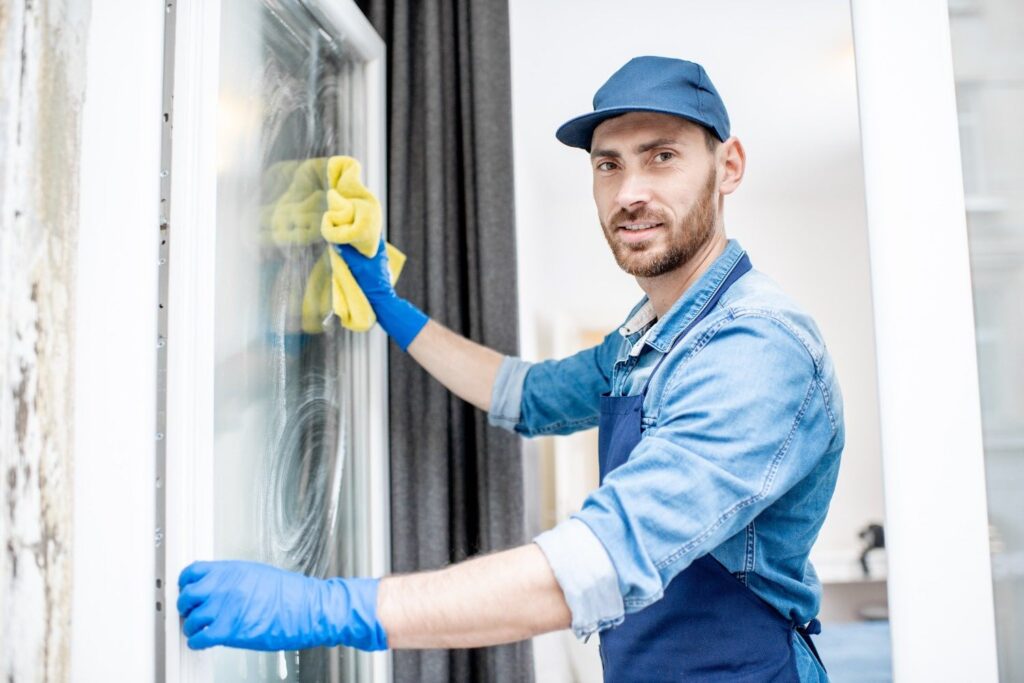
(377, 544), (571, 648)
(338, 240), (624, 420)
(335, 242), (504, 410)
(406, 319), (505, 412)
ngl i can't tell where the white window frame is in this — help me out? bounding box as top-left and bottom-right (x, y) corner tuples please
(71, 2), (165, 680)
(160, 1), (391, 682)
(850, 1), (999, 679)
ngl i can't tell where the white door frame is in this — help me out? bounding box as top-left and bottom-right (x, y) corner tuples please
(160, 1), (391, 681)
(850, 1), (999, 679)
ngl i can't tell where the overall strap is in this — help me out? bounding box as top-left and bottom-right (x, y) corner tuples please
(795, 618), (826, 671)
(641, 252), (752, 395)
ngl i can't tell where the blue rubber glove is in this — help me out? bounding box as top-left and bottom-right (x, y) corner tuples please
(177, 560), (388, 652)
(335, 239), (428, 350)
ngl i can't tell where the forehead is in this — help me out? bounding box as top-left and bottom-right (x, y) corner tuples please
(591, 111), (704, 151)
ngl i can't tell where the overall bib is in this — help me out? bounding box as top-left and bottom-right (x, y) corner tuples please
(596, 254), (824, 682)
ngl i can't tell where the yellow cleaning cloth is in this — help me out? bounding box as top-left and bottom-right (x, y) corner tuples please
(261, 155), (405, 333)
(317, 156), (406, 332)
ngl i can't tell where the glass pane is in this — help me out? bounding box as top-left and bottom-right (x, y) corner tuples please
(213, 0), (370, 680)
(948, 1), (1024, 680)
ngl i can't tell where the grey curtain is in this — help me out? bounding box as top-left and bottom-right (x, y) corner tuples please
(353, 0), (531, 681)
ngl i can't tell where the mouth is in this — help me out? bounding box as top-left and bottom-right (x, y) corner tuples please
(616, 222), (663, 242)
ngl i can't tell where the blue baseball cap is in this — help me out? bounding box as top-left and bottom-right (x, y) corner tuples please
(556, 56), (730, 151)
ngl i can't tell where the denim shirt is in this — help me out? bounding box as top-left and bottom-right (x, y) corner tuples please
(490, 240), (842, 678)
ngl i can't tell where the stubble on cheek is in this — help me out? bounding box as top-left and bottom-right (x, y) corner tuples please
(600, 165), (718, 278)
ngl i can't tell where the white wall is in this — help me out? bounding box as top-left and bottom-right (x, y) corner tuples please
(510, 0), (884, 580)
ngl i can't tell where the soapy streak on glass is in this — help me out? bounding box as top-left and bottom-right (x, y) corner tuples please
(212, 0), (366, 680)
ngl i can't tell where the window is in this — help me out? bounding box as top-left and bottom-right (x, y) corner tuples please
(162, 1), (389, 681)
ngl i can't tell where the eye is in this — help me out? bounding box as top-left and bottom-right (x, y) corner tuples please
(595, 160), (618, 172)
(654, 151), (675, 162)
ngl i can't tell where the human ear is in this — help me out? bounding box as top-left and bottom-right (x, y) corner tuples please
(717, 137), (746, 195)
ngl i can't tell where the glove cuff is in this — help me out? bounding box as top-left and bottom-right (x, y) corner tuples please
(322, 577), (389, 651)
(374, 296), (429, 351)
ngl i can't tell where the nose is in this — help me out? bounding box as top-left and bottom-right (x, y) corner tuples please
(614, 170), (652, 210)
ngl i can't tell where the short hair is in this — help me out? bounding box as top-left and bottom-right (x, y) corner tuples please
(702, 126), (720, 152)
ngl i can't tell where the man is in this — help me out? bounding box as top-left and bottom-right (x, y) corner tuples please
(178, 56), (840, 682)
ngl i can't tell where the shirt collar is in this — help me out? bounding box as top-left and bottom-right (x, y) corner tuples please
(617, 239), (748, 354)
(618, 300), (656, 337)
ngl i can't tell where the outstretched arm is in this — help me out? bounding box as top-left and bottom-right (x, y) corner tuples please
(176, 544), (570, 651)
(379, 543), (570, 648)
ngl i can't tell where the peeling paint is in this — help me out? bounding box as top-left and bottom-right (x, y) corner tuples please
(5, 468), (16, 520)
(0, 0), (91, 680)
(16, 7), (28, 146)
(13, 363), (30, 450)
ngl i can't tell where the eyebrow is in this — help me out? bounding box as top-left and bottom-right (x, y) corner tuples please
(590, 138), (681, 159)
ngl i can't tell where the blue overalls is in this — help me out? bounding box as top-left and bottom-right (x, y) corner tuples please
(596, 254), (825, 682)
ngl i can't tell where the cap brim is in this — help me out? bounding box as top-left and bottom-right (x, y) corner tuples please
(555, 106), (721, 151)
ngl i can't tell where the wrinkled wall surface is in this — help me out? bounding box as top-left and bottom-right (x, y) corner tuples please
(0, 0), (91, 680)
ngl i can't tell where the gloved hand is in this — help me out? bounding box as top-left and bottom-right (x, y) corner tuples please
(335, 239), (428, 350)
(177, 560), (388, 652)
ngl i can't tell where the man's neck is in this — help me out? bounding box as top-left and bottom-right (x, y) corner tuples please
(637, 231), (729, 319)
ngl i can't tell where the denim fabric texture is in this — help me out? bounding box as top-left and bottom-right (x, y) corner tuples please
(491, 240), (841, 680)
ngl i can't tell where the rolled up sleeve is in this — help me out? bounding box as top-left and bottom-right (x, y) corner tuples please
(487, 356), (533, 431)
(487, 331), (624, 437)
(534, 518), (625, 639)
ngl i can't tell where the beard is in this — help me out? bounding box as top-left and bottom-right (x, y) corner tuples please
(601, 164), (718, 278)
